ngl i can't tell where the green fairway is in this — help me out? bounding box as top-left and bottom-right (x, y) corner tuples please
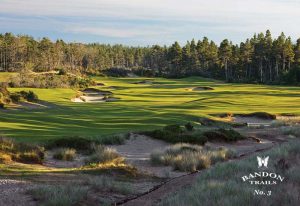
(1, 76), (300, 142)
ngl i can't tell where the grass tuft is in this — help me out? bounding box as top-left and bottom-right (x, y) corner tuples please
(28, 184), (88, 206)
(151, 143), (235, 172)
(85, 144), (124, 166)
(53, 148), (76, 161)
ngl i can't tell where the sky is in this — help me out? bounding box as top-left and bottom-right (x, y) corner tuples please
(0, 0), (299, 46)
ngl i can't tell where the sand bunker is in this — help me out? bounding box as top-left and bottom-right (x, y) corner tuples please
(71, 88), (119, 103)
(188, 86), (214, 91)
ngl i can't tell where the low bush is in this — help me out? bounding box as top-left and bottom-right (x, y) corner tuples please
(9, 91), (39, 103)
(237, 112), (276, 120)
(143, 129), (208, 145)
(202, 128), (245, 142)
(46, 134), (128, 151)
(46, 136), (93, 151)
(9, 72), (95, 88)
(151, 143), (235, 172)
(53, 148), (76, 161)
(185, 122), (194, 131)
(28, 184), (88, 206)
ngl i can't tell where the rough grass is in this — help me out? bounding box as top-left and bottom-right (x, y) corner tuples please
(159, 139), (300, 206)
(0, 137), (44, 164)
(85, 144), (124, 166)
(28, 184), (88, 206)
(151, 143), (235, 172)
(281, 126), (300, 137)
(0, 76), (300, 141)
(84, 176), (133, 195)
(53, 148), (76, 161)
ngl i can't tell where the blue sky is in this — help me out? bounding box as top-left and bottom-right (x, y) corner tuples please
(0, 0), (299, 46)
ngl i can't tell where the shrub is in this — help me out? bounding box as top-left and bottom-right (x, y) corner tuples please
(58, 68), (67, 75)
(164, 124), (183, 133)
(53, 148), (76, 161)
(0, 102), (4, 109)
(185, 122), (194, 131)
(28, 184), (88, 206)
(237, 112), (276, 120)
(202, 129), (245, 142)
(46, 137), (93, 150)
(9, 93), (21, 103)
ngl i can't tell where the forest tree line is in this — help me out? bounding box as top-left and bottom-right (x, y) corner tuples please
(0, 30), (300, 84)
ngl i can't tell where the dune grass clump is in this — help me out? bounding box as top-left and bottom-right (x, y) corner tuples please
(0, 137), (44, 164)
(159, 140), (300, 206)
(281, 126), (300, 137)
(28, 184), (88, 206)
(85, 144), (124, 166)
(53, 148), (76, 161)
(151, 143), (235, 172)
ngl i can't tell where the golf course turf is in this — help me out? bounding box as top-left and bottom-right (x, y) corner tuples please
(1, 76), (300, 142)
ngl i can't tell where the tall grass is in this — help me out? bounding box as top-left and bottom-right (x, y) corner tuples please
(151, 143), (235, 172)
(28, 184), (88, 206)
(53, 148), (76, 161)
(85, 144), (124, 166)
(84, 176), (133, 195)
(0, 137), (44, 164)
(160, 139), (300, 206)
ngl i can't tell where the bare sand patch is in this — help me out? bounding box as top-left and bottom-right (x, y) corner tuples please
(111, 134), (187, 178)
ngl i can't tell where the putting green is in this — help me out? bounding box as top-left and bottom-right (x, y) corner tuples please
(1, 76), (300, 142)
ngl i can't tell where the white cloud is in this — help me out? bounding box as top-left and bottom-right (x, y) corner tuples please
(0, 0), (299, 44)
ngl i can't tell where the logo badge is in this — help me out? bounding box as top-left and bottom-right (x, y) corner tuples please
(257, 156), (269, 168)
